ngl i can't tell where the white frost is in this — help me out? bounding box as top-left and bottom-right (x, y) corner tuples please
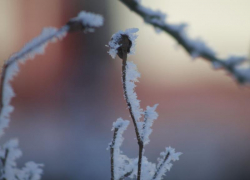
(154, 147), (182, 180)
(0, 27), (67, 137)
(72, 11), (104, 32)
(142, 104), (159, 145)
(16, 162), (43, 180)
(108, 28), (139, 59)
(109, 118), (135, 180)
(125, 61), (144, 135)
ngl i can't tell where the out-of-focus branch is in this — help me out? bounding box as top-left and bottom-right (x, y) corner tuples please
(120, 0), (250, 84)
(0, 11), (103, 137)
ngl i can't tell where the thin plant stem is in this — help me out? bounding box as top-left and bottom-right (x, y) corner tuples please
(120, 47), (144, 180)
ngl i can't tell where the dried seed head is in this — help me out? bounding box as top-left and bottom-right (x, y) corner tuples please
(107, 28), (139, 59)
(117, 35), (132, 59)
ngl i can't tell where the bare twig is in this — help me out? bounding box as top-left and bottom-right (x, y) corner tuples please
(120, 0), (250, 84)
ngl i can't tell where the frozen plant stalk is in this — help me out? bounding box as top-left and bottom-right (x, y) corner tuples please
(107, 28), (182, 180)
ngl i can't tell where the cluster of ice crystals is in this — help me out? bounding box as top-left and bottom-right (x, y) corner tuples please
(141, 156), (156, 180)
(111, 118), (130, 149)
(125, 62), (143, 131)
(16, 162), (43, 180)
(154, 147), (182, 180)
(108, 28), (139, 59)
(109, 118), (135, 179)
(142, 104), (159, 145)
(137, 2), (217, 58)
(72, 11), (104, 32)
(224, 55), (246, 67)
(0, 139), (43, 180)
(138, 6), (166, 26)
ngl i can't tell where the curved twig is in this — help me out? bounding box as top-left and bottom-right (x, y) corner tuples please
(120, 0), (250, 84)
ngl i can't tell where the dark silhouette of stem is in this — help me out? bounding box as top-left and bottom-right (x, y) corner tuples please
(110, 128), (119, 180)
(119, 35), (144, 180)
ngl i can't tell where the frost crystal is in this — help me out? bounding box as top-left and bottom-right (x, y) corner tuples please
(72, 11), (104, 32)
(125, 61), (143, 133)
(108, 28), (139, 59)
(154, 147), (182, 180)
(16, 162), (43, 180)
(109, 118), (135, 179)
(141, 156), (156, 180)
(142, 104), (159, 145)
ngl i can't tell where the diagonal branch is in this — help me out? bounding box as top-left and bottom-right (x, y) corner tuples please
(120, 0), (250, 84)
(152, 152), (169, 180)
(0, 11), (103, 137)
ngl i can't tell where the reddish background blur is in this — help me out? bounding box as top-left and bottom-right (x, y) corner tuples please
(0, 0), (250, 180)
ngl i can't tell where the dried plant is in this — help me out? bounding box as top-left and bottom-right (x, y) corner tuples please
(107, 29), (181, 180)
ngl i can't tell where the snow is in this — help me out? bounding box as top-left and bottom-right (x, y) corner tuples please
(107, 28), (139, 59)
(72, 11), (104, 32)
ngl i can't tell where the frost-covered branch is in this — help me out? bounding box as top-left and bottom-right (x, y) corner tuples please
(0, 11), (103, 138)
(153, 147), (182, 180)
(120, 0), (250, 85)
(109, 118), (135, 180)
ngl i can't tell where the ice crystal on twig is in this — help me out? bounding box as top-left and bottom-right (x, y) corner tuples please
(108, 28), (181, 180)
(109, 118), (135, 180)
(153, 147), (182, 180)
(142, 104), (159, 145)
(70, 11), (104, 32)
(107, 28), (139, 59)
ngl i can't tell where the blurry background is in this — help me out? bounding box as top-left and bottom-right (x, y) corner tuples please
(0, 0), (250, 180)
